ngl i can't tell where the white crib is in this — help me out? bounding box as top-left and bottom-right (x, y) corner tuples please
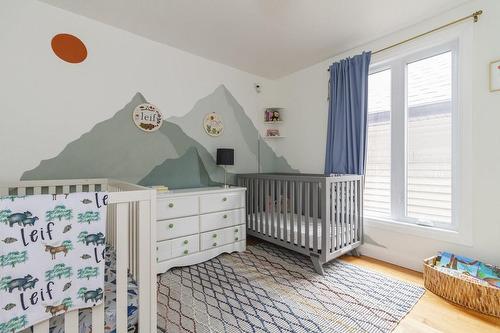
(0, 179), (157, 333)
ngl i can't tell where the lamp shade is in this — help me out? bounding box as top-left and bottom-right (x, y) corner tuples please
(216, 148), (234, 166)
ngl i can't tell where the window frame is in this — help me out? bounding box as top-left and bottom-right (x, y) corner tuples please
(365, 40), (460, 231)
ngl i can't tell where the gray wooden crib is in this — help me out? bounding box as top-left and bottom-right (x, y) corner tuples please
(237, 173), (363, 274)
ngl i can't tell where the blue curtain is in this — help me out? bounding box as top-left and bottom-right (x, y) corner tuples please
(325, 51), (371, 175)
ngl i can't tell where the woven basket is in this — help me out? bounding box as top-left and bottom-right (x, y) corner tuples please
(423, 256), (500, 317)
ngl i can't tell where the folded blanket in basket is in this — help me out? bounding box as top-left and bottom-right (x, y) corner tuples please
(0, 192), (108, 332)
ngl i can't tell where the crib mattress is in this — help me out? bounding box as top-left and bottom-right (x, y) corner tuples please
(248, 213), (359, 249)
(22, 247), (138, 333)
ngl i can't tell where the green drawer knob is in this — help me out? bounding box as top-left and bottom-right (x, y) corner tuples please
(168, 203), (174, 208)
(223, 214), (228, 219)
(212, 234), (217, 238)
(235, 237), (239, 241)
(183, 240), (189, 245)
(168, 223), (174, 229)
(212, 242), (217, 247)
(222, 197), (227, 202)
(183, 249), (188, 255)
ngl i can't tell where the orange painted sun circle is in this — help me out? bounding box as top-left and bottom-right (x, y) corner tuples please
(51, 33), (87, 63)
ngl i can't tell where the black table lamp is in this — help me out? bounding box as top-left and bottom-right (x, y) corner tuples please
(216, 148), (234, 188)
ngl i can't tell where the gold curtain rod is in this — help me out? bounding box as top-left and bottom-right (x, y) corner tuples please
(327, 10), (483, 71)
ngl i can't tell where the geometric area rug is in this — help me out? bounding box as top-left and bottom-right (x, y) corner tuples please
(157, 242), (424, 333)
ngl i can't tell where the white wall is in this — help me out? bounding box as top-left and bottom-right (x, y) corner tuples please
(0, 0), (277, 183)
(274, 0), (500, 270)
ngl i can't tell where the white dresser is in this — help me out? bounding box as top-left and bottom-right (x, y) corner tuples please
(156, 186), (246, 273)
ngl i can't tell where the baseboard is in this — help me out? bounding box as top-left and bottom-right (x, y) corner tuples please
(359, 244), (425, 272)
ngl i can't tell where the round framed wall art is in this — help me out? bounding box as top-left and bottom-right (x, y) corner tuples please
(133, 103), (163, 132)
(203, 112), (224, 137)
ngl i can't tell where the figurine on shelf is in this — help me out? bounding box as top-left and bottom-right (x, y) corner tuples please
(270, 110), (280, 121)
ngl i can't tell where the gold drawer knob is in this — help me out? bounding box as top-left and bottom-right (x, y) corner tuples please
(183, 240), (189, 245)
(183, 250), (189, 255)
(235, 237), (239, 241)
(212, 234), (217, 238)
(168, 223), (174, 229)
(223, 214), (228, 219)
(212, 242), (217, 247)
(168, 203), (174, 208)
(222, 197), (227, 202)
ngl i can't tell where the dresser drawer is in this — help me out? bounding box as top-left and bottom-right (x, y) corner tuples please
(200, 224), (245, 250)
(157, 196), (199, 219)
(157, 216), (199, 241)
(200, 208), (244, 232)
(157, 234), (199, 262)
(199, 192), (243, 214)
(157, 239), (172, 262)
(171, 234), (199, 258)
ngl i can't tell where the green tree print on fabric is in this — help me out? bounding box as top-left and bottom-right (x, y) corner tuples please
(77, 231), (88, 244)
(0, 315), (28, 332)
(77, 267), (99, 280)
(77, 211), (100, 224)
(0, 276), (11, 291)
(0, 251), (27, 268)
(0, 210), (11, 225)
(45, 263), (72, 281)
(46, 205), (73, 222)
(0, 195), (26, 202)
(61, 240), (74, 251)
(77, 287), (87, 300)
(62, 297), (73, 309)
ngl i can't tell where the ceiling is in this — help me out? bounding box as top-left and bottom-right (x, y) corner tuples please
(40, 0), (471, 78)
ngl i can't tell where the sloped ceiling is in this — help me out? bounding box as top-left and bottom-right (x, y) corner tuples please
(40, 0), (471, 78)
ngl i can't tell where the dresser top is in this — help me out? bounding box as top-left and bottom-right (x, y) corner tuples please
(156, 186), (246, 198)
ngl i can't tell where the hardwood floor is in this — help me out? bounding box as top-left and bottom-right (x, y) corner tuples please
(341, 255), (500, 333)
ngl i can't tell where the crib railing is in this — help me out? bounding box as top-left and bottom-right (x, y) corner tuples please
(0, 179), (156, 333)
(237, 173), (363, 264)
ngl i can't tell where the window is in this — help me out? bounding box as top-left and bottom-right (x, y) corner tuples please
(365, 43), (457, 230)
(365, 69), (391, 217)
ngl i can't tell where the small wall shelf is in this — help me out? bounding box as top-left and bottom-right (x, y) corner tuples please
(263, 107), (285, 140)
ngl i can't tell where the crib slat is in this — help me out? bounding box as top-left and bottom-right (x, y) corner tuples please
(259, 179), (264, 234)
(336, 182), (341, 251)
(33, 320), (49, 333)
(290, 181), (295, 245)
(34, 187), (42, 195)
(264, 179), (269, 237)
(253, 179), (258, 232)
(271, 180), (275, 238)
(283, 181), (288, 242)
(138, 199), (155, 333)
(297, 181), (302, 248)
(304, 182), (310, 251)
(312, 182), (319, 253)
(64, 309), (79, 333)
(350, 181), (354, 245)
(116, 202), (129, 333)
(276, 181), (282, 241)
(329, 182), (334, 253)
(92, 303), (105, 333)
(346, 182), (352, 245)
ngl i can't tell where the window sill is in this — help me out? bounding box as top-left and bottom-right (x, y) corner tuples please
(364, 216), (473, 246)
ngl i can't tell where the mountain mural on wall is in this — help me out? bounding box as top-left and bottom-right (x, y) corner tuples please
(21, 85), (297, 188)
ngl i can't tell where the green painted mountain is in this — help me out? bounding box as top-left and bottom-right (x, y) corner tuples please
(21, 86), (296, 188)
